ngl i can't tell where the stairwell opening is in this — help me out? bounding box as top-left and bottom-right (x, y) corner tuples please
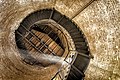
(15, 21), (65, 67)
(15, 9), (91, 80)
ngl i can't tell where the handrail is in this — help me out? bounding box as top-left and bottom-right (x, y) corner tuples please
(71, 0), (96, 19)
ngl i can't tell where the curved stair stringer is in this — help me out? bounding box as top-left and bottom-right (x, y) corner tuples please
(16, 8), (91, 80)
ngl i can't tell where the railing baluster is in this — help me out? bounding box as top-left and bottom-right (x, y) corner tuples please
(21, 24), (57, 56)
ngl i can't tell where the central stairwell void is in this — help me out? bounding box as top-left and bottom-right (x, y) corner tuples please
(15, 9), (92, 80)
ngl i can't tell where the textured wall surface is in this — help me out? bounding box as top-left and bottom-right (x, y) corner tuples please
(73, 0), (120, 80)
(0, 0), (120, 80)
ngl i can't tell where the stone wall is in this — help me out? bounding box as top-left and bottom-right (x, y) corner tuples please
(73, 0), (120, 79)
(0, 0), (120, 80)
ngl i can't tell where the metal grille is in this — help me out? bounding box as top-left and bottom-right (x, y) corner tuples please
(15, 23), (65, 67)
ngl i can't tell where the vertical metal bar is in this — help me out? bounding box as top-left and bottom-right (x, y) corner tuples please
(43, 25), (48, 31)
(38, 38), (51, 50)
(49, 44), (58, 56)
(51, 71), (60, 80)
(49, 23), (69, 52)
(48, 30), (53, 35)
(73, 50), (91, 59)
(16, 30), (30, 42)
(64, 59), (85, 76)
(16, 31), (44, 54)
(57, 16), (64, 24)
(71, 65), (85, 77)
(51, 60), (72, 80)
(54, 36), (58, 41)
(31, 27), (58, 56)
(49, 9), (54, 19)
(21, 24), (52, 50)
(58, 74), (63, 80)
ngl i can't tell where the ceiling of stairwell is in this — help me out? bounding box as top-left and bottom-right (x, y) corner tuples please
(0, 0), (120, 80)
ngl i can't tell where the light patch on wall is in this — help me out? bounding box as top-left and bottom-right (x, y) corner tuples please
(32, 0), (49, 2)
(0, 0), (2, 3)
(117, 0), (120, 3)
(16, 0), (26, 4)
(89, 24), (98, 32)
(91, 54), (112, 71)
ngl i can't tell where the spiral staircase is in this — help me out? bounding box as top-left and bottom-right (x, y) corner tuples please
(15, 9), (92, 80)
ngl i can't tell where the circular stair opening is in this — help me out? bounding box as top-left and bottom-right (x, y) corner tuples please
(15, 9), (91, 80)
